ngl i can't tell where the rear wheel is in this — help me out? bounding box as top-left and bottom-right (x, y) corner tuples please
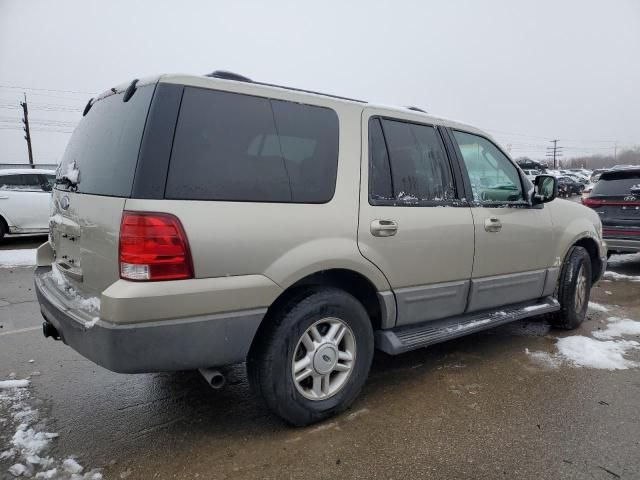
(548, 246), (592, 329)
(247, 287), (374, 426)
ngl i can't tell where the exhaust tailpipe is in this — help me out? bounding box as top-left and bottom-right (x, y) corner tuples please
(199, 368), (226, 389)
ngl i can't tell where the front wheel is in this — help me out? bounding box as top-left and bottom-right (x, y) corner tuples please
(247, 287), (374, 426)
(548, 246), (592, 329)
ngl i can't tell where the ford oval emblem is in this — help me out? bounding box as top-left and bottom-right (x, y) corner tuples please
(60, 195), (70, 210)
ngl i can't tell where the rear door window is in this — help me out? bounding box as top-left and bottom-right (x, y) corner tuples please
(165, 87), (339, 203)
(368, 118), (455, 204)
(56, 84), (155, 197)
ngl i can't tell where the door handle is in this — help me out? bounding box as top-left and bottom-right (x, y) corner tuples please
(484, 216), (502, 232)
(371, 219), (398, 237)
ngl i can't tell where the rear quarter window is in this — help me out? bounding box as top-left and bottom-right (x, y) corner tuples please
(165, 87), (339, 203)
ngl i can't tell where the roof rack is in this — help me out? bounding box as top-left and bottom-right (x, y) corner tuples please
(206, 70), (253, 82)
(406, 106), (427, 113)
(204, 70), (366, 103)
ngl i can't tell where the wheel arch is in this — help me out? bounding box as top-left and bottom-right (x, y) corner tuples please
(568, 236), (602, 283)
(250, 268), (391, 357)
(0, 212), (9, 236)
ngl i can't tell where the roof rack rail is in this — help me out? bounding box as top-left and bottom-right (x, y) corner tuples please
(206, 70), (253, 82)
(203, 70), (366, 103)
(253, 81), (366, 103)
(406, 106), (427, 113)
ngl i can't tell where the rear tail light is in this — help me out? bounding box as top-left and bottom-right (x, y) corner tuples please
(119, 211), (193, 281)
(582, 197), (603, 207)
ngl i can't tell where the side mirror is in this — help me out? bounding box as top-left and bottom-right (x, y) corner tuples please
(532, 175), (557, 204)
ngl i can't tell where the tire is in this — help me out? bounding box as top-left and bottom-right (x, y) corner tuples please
(0, 219), (6, 241)
(548, 246), (592, 330)
(247, 287), (374, 426)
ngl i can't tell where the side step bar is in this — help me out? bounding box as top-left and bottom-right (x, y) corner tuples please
(375, 296), (560, 355)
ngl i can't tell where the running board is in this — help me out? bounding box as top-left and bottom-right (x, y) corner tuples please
(375, 296), (560, 355)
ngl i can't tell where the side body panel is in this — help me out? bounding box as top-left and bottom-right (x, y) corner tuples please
(125, 99), (391, 295)
(0, 189), (51, 231)
(356, 108), (475, 327)
(467, 205), (555, 310)
(546, 199), (607, 268)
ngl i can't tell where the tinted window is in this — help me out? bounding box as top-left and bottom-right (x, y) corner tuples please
(377, 119), (455, 202)
(56, 85), (155, 197)
(368, 118), (393, 200)
(453, 131), (524, 203)
(592, 171), (640, 196)
(166, 88), (339, 203)
(0, 174), (41, 190)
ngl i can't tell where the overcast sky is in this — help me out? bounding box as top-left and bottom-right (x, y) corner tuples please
(1, 0), (639, 165)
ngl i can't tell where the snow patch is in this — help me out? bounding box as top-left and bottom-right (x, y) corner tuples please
(444, 318), (492, 333)
(603, 271), (640, 282)
(62, 163), (80, 184)
(0, 380), (29, 389)
(0, 249), (37, 268)
(556, 336), (639, 370)
(525, 348), (561, 368)
(526, 314), (640, 371)
(523, 304), (546, 312)
(42, 267), (101, 325)
(588, 302), (609, 312)
(0, 377), (102, 479)
(593, 317), (640, 340)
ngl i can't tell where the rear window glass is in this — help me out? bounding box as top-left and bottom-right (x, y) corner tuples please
(165, 87), (339, 203)
(592, 172), (640, 196)
(56, 84), (155, 197)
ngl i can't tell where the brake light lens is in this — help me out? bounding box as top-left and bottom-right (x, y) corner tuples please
(119, 211), (193, 281)
(582, 197), (603, 207)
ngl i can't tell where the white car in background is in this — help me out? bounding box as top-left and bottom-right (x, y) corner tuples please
(0, 169), (55, 240)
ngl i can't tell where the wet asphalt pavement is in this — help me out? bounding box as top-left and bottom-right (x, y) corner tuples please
(1, 234), (639, 479)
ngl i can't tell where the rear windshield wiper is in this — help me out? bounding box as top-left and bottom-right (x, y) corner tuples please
(54, 176), (77, 189)
(55, 164), (80, 191)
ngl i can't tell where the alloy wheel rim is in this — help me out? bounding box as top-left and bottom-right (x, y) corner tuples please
(291, 317), (356, 401)
(574, 265), (587, 312)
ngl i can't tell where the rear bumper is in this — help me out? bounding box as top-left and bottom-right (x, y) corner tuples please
(605, 237), (640, 253)
(34, 266), (265, 373)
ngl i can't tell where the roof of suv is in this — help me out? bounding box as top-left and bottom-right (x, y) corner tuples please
(0, 168), (55, 175)
(150, 73), (491, 141)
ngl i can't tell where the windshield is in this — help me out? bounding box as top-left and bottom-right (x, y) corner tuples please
(56, 84), (155, 197)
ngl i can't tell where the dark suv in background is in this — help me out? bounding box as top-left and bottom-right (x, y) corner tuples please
(584, 168), (640, 254)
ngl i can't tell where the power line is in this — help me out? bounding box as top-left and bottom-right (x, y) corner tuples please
(0, 84), (96, 95)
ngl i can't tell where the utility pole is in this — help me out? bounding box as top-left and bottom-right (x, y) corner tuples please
(20, 93), (34, 168)
(546, 139), (563, 169)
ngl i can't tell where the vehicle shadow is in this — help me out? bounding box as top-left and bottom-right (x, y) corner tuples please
(0, 234), (47, 250)
(606, 253), (640, 276)
(120, 317), (554, 440)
